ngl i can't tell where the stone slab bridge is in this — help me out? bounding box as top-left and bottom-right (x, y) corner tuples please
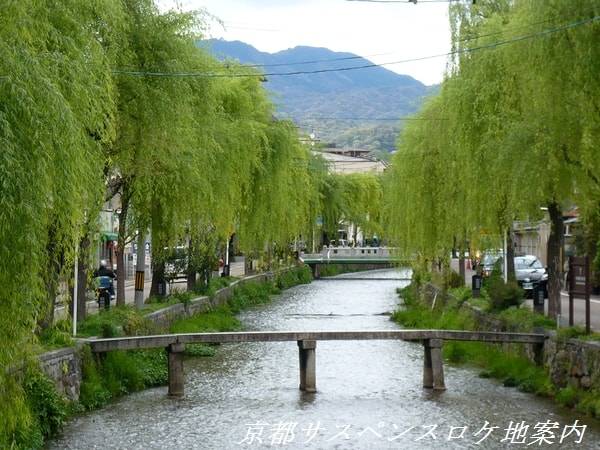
(87, 330), (546, 397)
(299, 247), (409, 278)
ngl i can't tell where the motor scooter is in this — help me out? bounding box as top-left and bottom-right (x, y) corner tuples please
(95, 275), (115, 310)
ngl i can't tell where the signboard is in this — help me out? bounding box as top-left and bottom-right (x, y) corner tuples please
(568, 256), (591, 333)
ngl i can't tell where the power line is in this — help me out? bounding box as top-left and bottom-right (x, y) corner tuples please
(345, 0), (460, 3)
(209, 9), (600, 70)
(291, 116), (447, 121)
(113, 15), (600, 78)
(232, 51), (396, 69)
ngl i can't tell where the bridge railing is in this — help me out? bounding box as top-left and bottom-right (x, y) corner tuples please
(301, 246), (398, 259)
(86, 330), (546, 396)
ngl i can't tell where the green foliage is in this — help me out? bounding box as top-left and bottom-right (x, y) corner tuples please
(320, 172), (384, 239)
(79, 345), (166, 411)
(393, 284), (554, 398)
(383, 0), (600, 268)
(77, 307), (157, 338)
(556, 385), (580, 408)
(171, 306), (242, 333)
(496, 308), (555, 332)
(38, 321), (74, 351)
(576, 391), (600, 419)
(556, 326), (600, 342)
(0, 0), (378, 435)
(194, 276), (235, 298)
(445, 270), (465, 289)
(184, 344), (217, 357)
(228, 282), (280, 314)
(448, 286), (472, 303)
(167, 289), (195, 306)
(486, 267), (524, 311)
(3, 367), (70, 449)
(276, 266), (313, 290)
(79, 346), (111, 411)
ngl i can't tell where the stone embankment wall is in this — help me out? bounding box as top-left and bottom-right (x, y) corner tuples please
(144, 272), (275, 329)
(420, 283), (600, 392)
(37, 271), (282, 401)
(38, 347), (82, 402)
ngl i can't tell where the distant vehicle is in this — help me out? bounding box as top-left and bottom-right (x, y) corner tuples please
(481, 252), (502, 277)
(164, 245), (187, 280)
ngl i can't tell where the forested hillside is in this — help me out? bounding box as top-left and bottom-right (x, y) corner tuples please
(202, 39), (435, 151)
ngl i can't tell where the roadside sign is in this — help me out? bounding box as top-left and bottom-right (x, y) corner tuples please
(568, 256), (591, 333)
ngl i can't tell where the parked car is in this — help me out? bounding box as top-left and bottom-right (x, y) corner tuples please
(515, 255), (548, 298)
(480, 253), (548, 298)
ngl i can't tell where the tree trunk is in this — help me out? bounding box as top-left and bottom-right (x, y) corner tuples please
(39, 264), (59, 331)
(38, 227), (60, 331)
(187, 237), (196, 291)
(547, 202), (564, 319)
(506, 229), (516, 282)
(458, 249), (466, 282)
(116, 186), (130, 306)
(76, 235), (90, 322)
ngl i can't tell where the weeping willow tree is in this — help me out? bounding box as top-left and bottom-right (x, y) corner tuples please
(320, 172), (383, 243)
(0, 0), (120, 444)
(384, 0), (600, 316)
(100, 1), (224, 303)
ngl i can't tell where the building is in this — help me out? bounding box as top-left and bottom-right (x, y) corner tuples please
(313, 148), (387, 175)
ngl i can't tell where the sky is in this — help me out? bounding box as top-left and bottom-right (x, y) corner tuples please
(159, 0), (452, 85)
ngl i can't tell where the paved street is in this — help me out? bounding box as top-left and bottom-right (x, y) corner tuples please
(56, 261), (246, 320)
(523, 293), (600, 332)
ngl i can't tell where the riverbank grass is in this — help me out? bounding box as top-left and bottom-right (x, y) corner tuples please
(393, 285), (551, 392)
(393, 282), (600, 419)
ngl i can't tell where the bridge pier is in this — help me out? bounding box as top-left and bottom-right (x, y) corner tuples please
(310, 264), (320, 279)
(167, 343), (185, 397)
(298, 340), (316, 392)
(423, 339), (445, 390)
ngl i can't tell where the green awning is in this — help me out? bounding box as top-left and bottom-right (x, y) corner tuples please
(101, 232), (118, 242)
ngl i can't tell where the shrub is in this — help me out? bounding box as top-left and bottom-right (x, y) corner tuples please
(38, 320), (74, 350)
(171, 306), (241, 333)
(487, 271), (523, 310)
(22, 368), (68, 441)
(577, 391), (600, 418)
(78, 307), (157, 338)
(79, 346), (111, 410)
(185, 344), (217, 357)
(276, 266), (312, 289)
(556, 386), (580, 408)
(448, 286), (471, 303)
(445, 270), (465, 289)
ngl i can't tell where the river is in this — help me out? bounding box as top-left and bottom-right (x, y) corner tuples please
(49, 269), (600, 449)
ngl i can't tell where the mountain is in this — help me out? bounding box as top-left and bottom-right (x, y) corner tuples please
(200, 39), (434, 152)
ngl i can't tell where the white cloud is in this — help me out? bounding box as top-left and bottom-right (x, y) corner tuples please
(159, 0), (451, 85)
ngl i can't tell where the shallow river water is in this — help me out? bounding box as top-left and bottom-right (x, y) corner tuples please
(49, 269), (600, 449)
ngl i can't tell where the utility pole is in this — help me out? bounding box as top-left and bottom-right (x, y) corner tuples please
(134, 231), (146, 308)
(72, 241), (78, 337)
